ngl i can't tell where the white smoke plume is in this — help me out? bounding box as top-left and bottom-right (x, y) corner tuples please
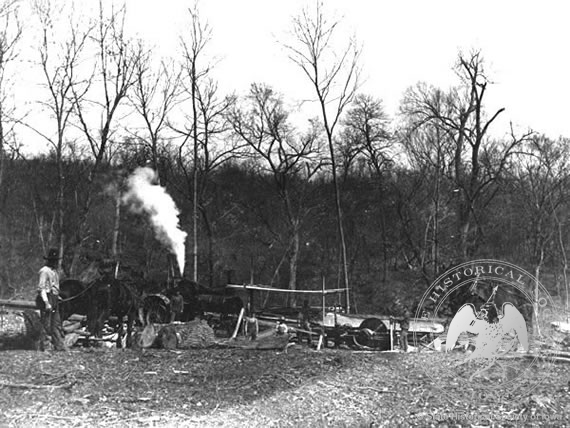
(122, 167), (187, 275)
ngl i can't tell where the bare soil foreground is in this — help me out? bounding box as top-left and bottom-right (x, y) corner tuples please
(0, 347), (568, 427)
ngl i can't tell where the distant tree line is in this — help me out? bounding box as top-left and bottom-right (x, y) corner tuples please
(0, 1), (568, 314)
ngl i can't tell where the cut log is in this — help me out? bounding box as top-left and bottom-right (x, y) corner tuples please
(68, 314), (87, 322)
(256, 328), (279, 340)
(0, 310), (42, 350)
(157, 325), (178, 349)
(132, 320), (219, 350)
(0, 299), (37, 310)
(0, 311), (29, 339)
(292, 327), (320, 336)
(62, 321), (82, 333)
(137, 320), (217, 349)
(220, 333), (291, 350)
(136, 323), (157, 349)
(64, 332), (81, 348)
(172, 320), (216, 349)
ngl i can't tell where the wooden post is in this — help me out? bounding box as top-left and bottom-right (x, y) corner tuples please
(249, 289), (254, 314)
(320, 276), (326, 351)
(231, 307), (245, 340)
(316, 334), (323, 351)
(322, 276), (326, 327)
(390, 319), (394, 351)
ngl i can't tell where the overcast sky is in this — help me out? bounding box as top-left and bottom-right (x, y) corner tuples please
(17, 0), (570, 152)
(129, 0), (570, 137)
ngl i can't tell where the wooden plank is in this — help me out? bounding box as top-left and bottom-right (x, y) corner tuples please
(226, 284), (348, 294)
(231, 307), (245, 339)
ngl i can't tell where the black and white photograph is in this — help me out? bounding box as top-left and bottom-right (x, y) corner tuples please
(0, 0), (569, 426)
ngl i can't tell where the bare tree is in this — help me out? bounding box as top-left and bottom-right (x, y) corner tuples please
(173, 3), (240, 283)
(341, 94), (392, 280)
(285, 3), (360, 312)
(69, 1), (142, 274)
(176, 3), (212, 281)
(229, 83), (324, 303)
(511, 136), (570, 329)
(27, 0), (93, 266)
(131, 43), (182, 177)
(400, 51), (532, 260)
(172, 79), (237, 284)
(342, 94), (391, 176)
(399, 84), (457, 280)
(0, 0), (21, 193)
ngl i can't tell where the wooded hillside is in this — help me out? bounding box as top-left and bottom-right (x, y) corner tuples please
(0, 2), (568, 315)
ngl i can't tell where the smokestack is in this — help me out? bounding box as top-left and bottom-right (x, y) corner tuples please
(122, 167), (187, 276)
(168, 254), (182, 280)
(225, 269), (234, 284)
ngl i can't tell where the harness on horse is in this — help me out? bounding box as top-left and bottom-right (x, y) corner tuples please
(59, 279), (99, 303)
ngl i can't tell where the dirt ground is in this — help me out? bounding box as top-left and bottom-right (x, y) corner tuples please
(0, 345), (568, 427)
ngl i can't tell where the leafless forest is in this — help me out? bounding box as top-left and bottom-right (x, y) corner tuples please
(0, 1), (568, 316)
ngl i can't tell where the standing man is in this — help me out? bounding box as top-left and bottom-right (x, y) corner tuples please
(245, 314), (259, 341)
(36, 248), (66, 351)
(170, 290), (184, 323)
(298, 299), (313, 346)
(399, 305), (411, 352)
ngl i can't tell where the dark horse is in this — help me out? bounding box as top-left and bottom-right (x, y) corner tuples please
(60, 279), (92, 322)
(60, 277), (140, 348)
(90, 276), (140, 347)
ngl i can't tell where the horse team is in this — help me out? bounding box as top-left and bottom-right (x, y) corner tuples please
(59, 276), (243, 348)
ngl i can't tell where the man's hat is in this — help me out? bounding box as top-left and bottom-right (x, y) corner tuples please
(44, 248), (61, 261)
